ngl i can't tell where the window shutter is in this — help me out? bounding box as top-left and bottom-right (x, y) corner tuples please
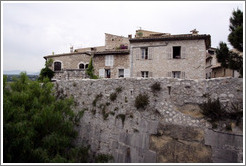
(167, 47), (172, 59)
(149, 72), (153, 77)
(110, 55), (114, 66)
(99, 69), (105, 78)
(105, 56), (108, 66)
(182, 47), (186, 59)
(167, 72), (172, 77)
(137, 72), (141, 77)
(136, 48), (140, 60)
(181, 72), (186, 79)
(148, 47), (153, 60)
(124, 69), (130, 78)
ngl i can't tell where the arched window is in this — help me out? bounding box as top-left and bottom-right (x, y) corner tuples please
(85, 64), (89, 69)
(54, 62), (61, 71)
(79, 63), (84, 69)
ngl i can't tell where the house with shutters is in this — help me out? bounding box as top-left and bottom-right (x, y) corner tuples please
(44, 29), (211, 80)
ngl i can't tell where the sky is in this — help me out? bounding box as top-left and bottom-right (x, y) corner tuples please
(1, 1), (244, 73)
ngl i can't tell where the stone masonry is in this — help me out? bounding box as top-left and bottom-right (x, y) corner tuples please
(55, 77), (243, 163)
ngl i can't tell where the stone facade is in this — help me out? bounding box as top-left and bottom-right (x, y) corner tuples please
(130, 39), (207, 79)
(93, 53), (130, 79)
(55, 77), (243, 163)
(44, 29), (214, 80)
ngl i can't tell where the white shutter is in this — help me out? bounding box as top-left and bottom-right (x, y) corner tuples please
(148, 47), (153, 60)
(99, 69), (105, 78)
(181, 72), (186, 79)
(137, 72), (141, 77)
(182, 47), (186, 59)
(111, 55), (114, 66)
(167, 47), (172, 59)
(105, 56), (108, 66)
(124, 69), (130, 78)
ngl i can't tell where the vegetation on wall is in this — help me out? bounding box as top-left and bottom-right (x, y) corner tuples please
(150, 82), (162, 93)
(199, 98), (243, 128)
(86, 58), (99, 79)
(134, 93), (149, 109)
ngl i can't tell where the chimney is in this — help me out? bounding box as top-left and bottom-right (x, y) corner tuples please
(128, 34), (132, 39)
(70, 46), (73, 53)
(190, 29), (199, 35)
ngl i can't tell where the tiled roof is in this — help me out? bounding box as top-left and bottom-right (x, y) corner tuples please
(130, 34), (211, 49)
(44, 51), (91, 59)
(94, 49), (130, 55)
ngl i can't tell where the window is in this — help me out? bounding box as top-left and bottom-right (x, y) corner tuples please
(208, 50), (215, 55)
(85, 64), (89, 69)
(105, 69), (111, 78)
(141, 48), (148, 59)
(54, 62), (61, 71)
(172, 71), (181, 78)
(118, 69), (124, 78)
(173, 46), (181, 59)
(105, 55), (114, 66)
(141, 71), (149, 78)
(79, 63), (84, 69)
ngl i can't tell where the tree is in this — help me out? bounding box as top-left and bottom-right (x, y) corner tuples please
(39, 59), (54, 81)
(3, 73), (88, 162)
(86, 58), (98, 79)
(216, 9), (243, 77)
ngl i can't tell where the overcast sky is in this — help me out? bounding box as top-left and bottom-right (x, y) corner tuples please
(2, 1), (244, 73)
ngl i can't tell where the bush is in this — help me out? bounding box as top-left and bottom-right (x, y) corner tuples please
(110, 92), (117, 101)
(95, 154), (113, 163)
(116, 114), (126, 125)
(150, 82), (162, 93)
(135, 93), (149, 109)
(3, 73), (88, 162)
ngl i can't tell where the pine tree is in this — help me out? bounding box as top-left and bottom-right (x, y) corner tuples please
(3, 73), (89, 162)
(86, 58), (98, 79)
(216, 9), (243, 77)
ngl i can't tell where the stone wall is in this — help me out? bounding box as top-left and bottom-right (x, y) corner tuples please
(54, 77), (243, 163)
(105, 33), (130, 50)
(53, 69), (88, 80)
(93, 54), (130, 79)
(130, 40), (206, 79)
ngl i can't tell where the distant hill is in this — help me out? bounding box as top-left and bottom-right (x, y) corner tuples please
(3, 70), (40, 75)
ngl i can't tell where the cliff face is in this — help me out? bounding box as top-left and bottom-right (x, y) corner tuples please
(55, 77), (243, 163)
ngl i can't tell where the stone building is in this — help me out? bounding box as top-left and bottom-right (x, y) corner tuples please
(44, 29), (212, 80)
(205, 47), (240, 79)
(129, 29), (210, 79)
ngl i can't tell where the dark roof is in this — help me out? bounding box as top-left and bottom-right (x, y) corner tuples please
(94, 49), (129, 55)
(44, 52), (91, 59)
(130, 34), (211, 49)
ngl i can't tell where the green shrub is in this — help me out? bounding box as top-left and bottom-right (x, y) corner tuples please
(116, 87), (122, 93)
(135, 93), (149, 109)
(92, 93), (103, 107)
(116, 114), (126, 125)
(150, 82), (162, 93)
(95, 154), (113, 163)
(3, 73), (88, 162)
(110, 92), (117, 101)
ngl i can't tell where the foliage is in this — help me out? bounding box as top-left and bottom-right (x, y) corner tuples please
(150, 82), (162, 93)
(199, 98), (243, 125)
(110, 92), (117, 101)
(95, 154), (113, 163)
(92, 93), (103, 107)
(228, 9), (243, 52)
(134, 93), (149, 109)
(3, 73), (88, 163)
(39, 59), (54, 81)
(216, 9), (243, 77)
(86, 58), (99, 79)
(115, 86), (122, 93)
(116, 114), (126, 125)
